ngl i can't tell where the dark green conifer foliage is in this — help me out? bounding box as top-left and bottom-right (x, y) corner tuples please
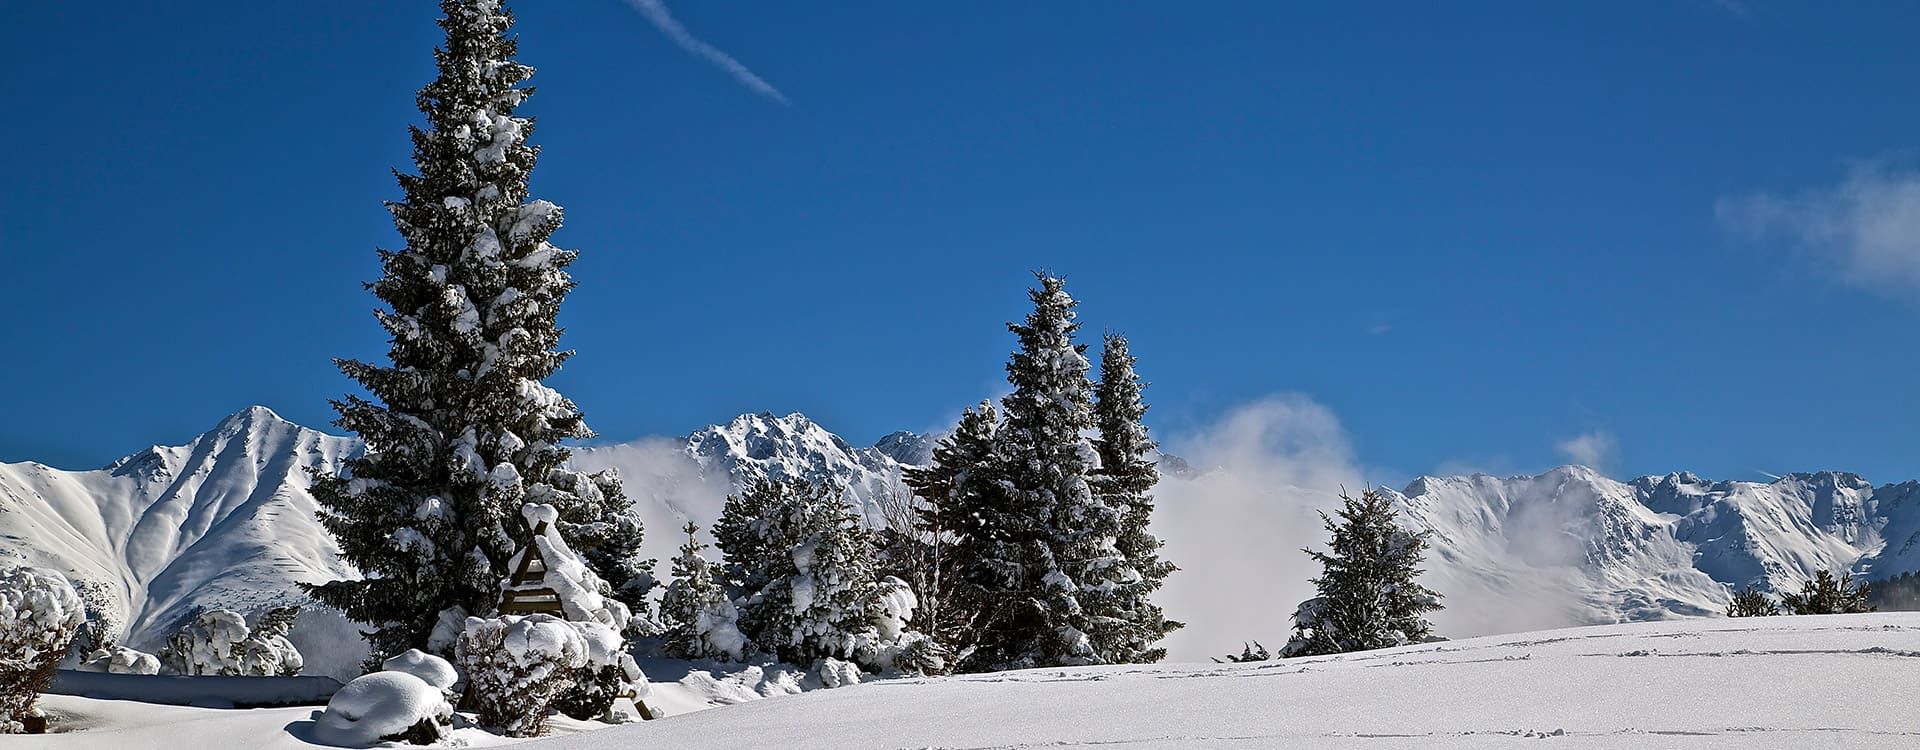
(1725, 586), (1781, 617)
(899, 401), (999, 649)
(661, 522), (740, 660)
(1213, 641), (1271, 663)
(1779, 569), (1874, 615)
(1088, 333), (1181, 663)
(715, 478), (883, 665)
(957, 273), (1122, 672)
(305, 0), (643, 665)
(1283, 489), (1443, 657)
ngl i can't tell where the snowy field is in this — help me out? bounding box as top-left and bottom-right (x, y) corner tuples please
(20, 613), (1920, 748)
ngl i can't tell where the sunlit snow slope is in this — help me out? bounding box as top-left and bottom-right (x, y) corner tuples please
(9, 405), (1920, 670)
(33, 614), (1920, 748)
(0, 406), (354, 654)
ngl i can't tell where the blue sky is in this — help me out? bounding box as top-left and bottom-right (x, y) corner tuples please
(3, 1), (1918, 483)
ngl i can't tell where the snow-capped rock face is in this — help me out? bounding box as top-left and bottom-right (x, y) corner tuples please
(11, 404), (1920, 669)
(681, 412), (918, 524)
(0, 406), (355, 658)
(1381, 466), (1920, 633)
(871, 431), (938, 467)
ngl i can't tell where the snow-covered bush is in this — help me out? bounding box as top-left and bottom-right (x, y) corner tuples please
(0, 566), (85, 733)
(503, 503), (644, 721)
(552, 619), (642, 721)
(238, 606), (305, 676)
(159, 607), (305, 676)
(66, 577), (124, 659)
(77, 646), (161, 675)
(160, 609), (245, 675)
(816, 657), (863, 689)
(312, 671), (453, 747)
(456, 614), (586, 737)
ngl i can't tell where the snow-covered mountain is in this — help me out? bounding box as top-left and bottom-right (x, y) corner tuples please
(7, 405), (1920, 673)
(1386, 466), (1920, 635)
(0, 406), (356, 664)
(0, 408), (933, 671)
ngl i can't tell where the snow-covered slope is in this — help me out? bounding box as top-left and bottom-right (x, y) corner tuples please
(0, 409), (932, 670)
(0, 407), (355, 662)
(1383, 466), (1920, 635)
(11, 405), (1920, 672)
(36, 613), (1920, 748)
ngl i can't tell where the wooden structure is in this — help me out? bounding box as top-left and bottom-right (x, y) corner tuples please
(498, 519), (565, 616)
(491, 516), (657, 721)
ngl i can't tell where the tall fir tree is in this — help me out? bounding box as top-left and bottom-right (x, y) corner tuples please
(1282, 489), (1443, 657)
(1087, 333), (1181, 663)
(957, 273), (1126, 672)
(898, 400), (998, 649)
(305, 0), (644, 665)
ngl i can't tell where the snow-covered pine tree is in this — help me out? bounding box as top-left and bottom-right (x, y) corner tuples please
(957, 273), (1120, 672)
(306, 0), (643, 665)
(1087, 332), (1180, 663)
(1282, 488), (1443, 658)
(716, 478), (888, 666)
(660, 522), (747, 661)
(898, 400), (998, 649)
(712, 478), (785, 610)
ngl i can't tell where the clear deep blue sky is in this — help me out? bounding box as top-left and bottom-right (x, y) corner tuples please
(3, 1), (1917, 482)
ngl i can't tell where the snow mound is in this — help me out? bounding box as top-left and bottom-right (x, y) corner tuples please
(379, 649), (456, 691)
(311, 671), (451, 747)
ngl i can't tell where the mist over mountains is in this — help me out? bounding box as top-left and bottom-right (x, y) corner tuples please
(2, 404), (1914, 673)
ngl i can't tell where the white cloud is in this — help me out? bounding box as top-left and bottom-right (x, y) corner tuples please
(621, 0), (790, 105)
(1151, 394), (1363, 661)
(1554, 430), (1617, 471)
(569, 437), (735, 563)
(1716, 163), (1920, 292)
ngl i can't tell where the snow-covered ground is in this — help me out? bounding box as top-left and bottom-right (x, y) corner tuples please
(24, 613), (1920, 748)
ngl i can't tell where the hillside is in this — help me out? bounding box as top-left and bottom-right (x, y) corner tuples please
(7, 405), (1920, 676)
(33, 614), (1920, 748)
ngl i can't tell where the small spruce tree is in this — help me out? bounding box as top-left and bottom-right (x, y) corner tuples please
(1779, 569), (1874, 615)
(304, 0), (645, 666)
(1283, 489), (1443, 657)
(1214, 641), (1271, 664)
(1725, 586), (1781, 617)
(1087, 332), (1181, 663)
(660, 522), (746, 661)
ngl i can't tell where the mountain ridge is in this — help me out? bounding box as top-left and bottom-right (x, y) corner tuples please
(3, 404), (1917, 674)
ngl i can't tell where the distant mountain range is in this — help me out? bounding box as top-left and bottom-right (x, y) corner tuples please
(3, 406), (1916, 677)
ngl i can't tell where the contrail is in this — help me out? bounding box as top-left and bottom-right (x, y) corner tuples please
(621, 0), (790, 105)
